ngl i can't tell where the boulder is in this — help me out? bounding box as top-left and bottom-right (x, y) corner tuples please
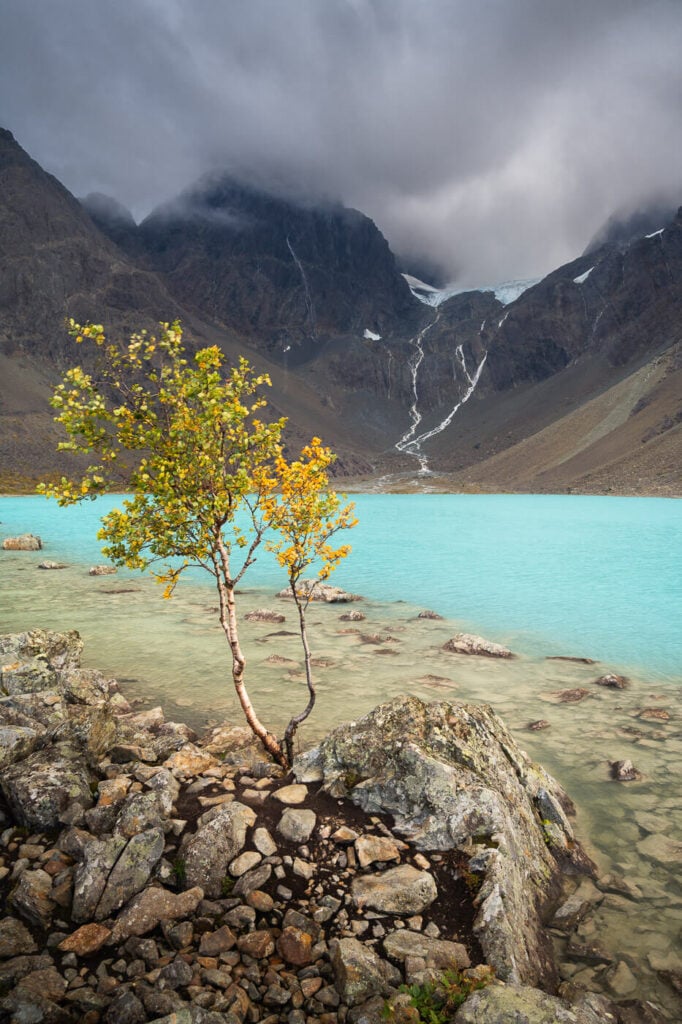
(442, 633), (513, 658)
(277, 807), (317, 843)
(2, 533), (42, 550)
(182, 801), (256, 898)
(1, 742), (94, 831)
(0, 629), (83, 673)
(453, 983), (608, 1023)
(295, 695), (593, 988)
(0, 657), (58, 695)
(352, 865), (437, 915)
(0, 724), (44, 771)
(594, 673), (628, 689)
(37, 560), (67, 570)
(89, 564), (117, 575)
(8, 870), (55, 929)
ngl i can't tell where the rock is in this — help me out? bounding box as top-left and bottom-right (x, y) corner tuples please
(0, 629), (83, 672)
(277, 807), (317, 843)
(340, 610), (366, 621)
(229, 850), (262, 876)
(0, 724), (43, 771)
(232, 863), (272, 897)
(37, 560), (67, 569)
(610, 759), (642, 782)
(182, 801), (256, 897)
(555, 688), (591, 703)
(453, 983), (601, 1022)
(550, 893), (594, 931)
(352, 865), (437, 915)
(333, 826), (359, 844)
(164, 744), (219, 775)
(115, 791), (167, 837)
(198, 925), (237, 956)
(1, 742), (94, 831)
(637, 708), (671, 721)
(546, 656), (597, 665)
(252, 826), (277, 856)
(355, 834), (402, 867)
(332, 937), (390, 1007)
(89, 564), (116, 575)
(104, 988), (147, 1024)
(273, 783), (308, 805)
(0, 656), (57, 695)
(158, 956), (193, 990)
(58, 923), (112, 955)
(295, 696), (593, 988)
(109, 885), (204, 943)
(2, 533), (42, 550)
(594, 674), (628, 689)
(442, 633), (513, 658)
(277, 927), (313, 966)
(528, 720), (551, 731)
(417, 610), (444, 620)
(637, 833), (682, 866)
(0, 917), (38, 958)
(278, 580), (362, 602)
(9, 869), (55, 929)
(95, 827), (165, 919)
(383, 930), (470, 970)
(237, 929), (275, 959)
(244, 608), (286, 623)
(605, 959), (638, 996)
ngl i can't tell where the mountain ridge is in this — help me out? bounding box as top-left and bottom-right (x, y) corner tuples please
(0, 127), (679, 494)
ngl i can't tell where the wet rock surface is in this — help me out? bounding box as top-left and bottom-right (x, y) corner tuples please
(0, 629), (676, 1023)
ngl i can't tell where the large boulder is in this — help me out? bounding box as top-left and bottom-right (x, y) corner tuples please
(453, 983), (612, 1023)
(1, 742), (94, 830)
(443, 633), (514, 658)
(295, 696), (594, 989)
(0, 629), (83, 673)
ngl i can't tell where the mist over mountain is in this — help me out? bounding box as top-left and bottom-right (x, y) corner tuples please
(0, 127), (680, 495)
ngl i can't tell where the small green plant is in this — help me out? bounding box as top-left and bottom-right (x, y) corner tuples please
(171, 858), (186, 885)
(220, 875), (234, 897)
(383, 969), (492, 1023)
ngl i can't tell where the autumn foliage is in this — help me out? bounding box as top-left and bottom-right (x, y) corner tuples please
(39, 320), (355, 767)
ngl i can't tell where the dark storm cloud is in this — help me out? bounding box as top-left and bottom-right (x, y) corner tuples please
(2, 0), (681, 284)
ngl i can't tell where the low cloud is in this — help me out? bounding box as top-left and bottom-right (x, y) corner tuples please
(2, 0), (681, 283)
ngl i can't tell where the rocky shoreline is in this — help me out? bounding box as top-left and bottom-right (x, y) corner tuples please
(0, 628), (674, 1023)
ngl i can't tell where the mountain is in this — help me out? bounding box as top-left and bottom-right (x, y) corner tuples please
(0, 126), (680, 495)
(103, 174), (416, 361)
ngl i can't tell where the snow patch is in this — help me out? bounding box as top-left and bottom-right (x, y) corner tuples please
(408, 276), (540, 309)
(645, 228), (665, 239)
(363, 328), (381, 340)
(573, 267), (594, 285)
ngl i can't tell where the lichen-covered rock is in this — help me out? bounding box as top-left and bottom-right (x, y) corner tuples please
(182, 801), (256, 897)
(9, 869), (55, 929)
(443, 633), (513, 658)
(109, 885), (204, 943)
(452, 983), (607, 1023)
(0, 629), (83, 673)
(295, 695), (594, 988)
(1, 742), (94, 830)
(2, 533), (42, 550)
(0, 723), (43, 770)
(0, 656), (58, 695)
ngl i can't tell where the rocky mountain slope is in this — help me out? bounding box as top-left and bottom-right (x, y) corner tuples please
(0, 126), (680, 494)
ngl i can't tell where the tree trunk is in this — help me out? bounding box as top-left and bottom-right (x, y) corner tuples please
(283, 587), (316, 767)
(214, 538), (286, 767)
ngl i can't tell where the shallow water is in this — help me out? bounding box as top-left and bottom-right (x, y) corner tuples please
(1, 494), (681, 1014)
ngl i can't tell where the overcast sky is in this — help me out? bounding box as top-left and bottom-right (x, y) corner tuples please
(2, 0), (681, 285)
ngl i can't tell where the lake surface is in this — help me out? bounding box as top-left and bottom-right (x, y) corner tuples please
(1, 493), (681, 1014)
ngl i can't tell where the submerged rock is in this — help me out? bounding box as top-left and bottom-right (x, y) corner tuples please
(594, 673), (628, 689)
(277, 579), (362, 602)
(442, 633), (513, 658)
(244, 608), (286, 623)
(88, 565), (116, 576)
(610, 759), (642, 782)
(295, 695), (594, 988)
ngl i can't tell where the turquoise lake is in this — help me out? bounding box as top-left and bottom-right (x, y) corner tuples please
(1, 493), (682, 1013)
(1, 493), (680, 681)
